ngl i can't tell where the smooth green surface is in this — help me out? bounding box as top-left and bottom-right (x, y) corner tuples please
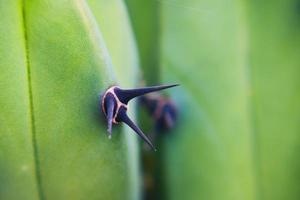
(159, 0), (300, 199)
(248, 1), (300, 199)
(160, 0), (256, 199)
(125, 0), (161, 84)
(0, 0), (139, 199)
(88, 0), (139, 87)
(25, 0), (129, 199)
(0, 1), (39, 199)
(87, 0), (141, 199)
(127, 0), (300, 199)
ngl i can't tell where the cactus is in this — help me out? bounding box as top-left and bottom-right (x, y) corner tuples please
(1, 0), (300, 199)
(0, 0), (139, 199)
(126, 0), (300, 200)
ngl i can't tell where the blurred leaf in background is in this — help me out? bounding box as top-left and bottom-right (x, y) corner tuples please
(125, 1), (165, 199)
(126, 0), (300, 200)
(248, 1), (300, 199)
(125, 0), (161, 84)
(160, 0), (256, 199)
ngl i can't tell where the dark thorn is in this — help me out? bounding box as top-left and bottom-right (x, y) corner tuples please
(105, 95), (115, 139)
(143, 131), (157, 151)
(117, 106), (157, 151)
(115, 84), (179, 104)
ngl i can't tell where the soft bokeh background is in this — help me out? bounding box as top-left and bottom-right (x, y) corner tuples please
(0, 0), (299, 200)
(126, 0), (300, 200)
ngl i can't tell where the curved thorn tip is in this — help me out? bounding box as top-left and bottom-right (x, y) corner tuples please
(118, 107), (156, 151)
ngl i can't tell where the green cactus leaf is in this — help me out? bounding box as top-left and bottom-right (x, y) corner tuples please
(0, 0), (139, 199)
(161, 1), (300, 199)
(247, 1), (300, 199)
(0, 1), (39, 199)
(125, 0), (161, 84)
(87, 0), (141, 199)
(126, 0), (300, 200)
(160, 1), (256, 199)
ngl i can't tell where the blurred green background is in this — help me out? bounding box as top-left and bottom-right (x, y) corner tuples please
(0, 0), (299, 200)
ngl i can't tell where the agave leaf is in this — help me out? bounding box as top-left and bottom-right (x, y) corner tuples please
(0, 1), (39, 199)
(87, 0), (139, 87)
(0, 0), (138, 199)
(125, 0), (161, 84)
(86, 0), (141, 199)
(248, 1), (300, 199)
(127, 0), (256, 199)
(160, 1), (256, 199)
(124, 0), (300, 199)
(161, 0), (300, 199)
